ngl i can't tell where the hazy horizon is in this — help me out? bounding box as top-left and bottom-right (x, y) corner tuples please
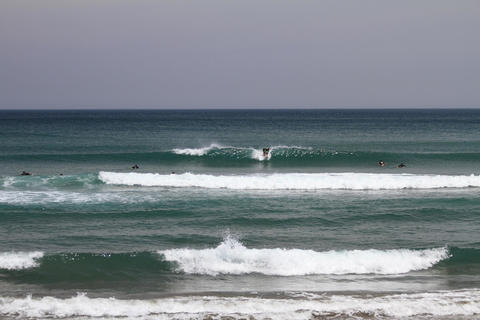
(1, 0), (479, 109)
(1, 106), (480, 110)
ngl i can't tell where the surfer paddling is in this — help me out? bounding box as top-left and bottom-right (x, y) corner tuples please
(20, 171), (32, 176)
(378, 160), (386, 167)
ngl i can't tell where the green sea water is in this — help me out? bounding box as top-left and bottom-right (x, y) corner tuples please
(0, 109), (479, 319)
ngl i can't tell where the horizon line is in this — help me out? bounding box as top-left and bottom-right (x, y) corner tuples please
(1, 106), (480, 111)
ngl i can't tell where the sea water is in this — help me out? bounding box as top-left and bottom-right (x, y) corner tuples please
(0, 109), (479, 319)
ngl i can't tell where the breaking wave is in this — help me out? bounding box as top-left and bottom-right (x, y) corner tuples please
(172, 144), (310, 161)
(0, 246), (474, 280)
(5, 172), (480, 192)
(168, 144), (480, 166)
(160, 236), (449, 276)
(99, 171), (480, 190)
(1, 290), (479, 319)
(0, 251), (44, 270)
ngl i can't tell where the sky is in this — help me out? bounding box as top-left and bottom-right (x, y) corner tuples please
(0, 0), (479, 109)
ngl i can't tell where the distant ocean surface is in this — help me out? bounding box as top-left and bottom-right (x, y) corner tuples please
(1, 109), (480, 320)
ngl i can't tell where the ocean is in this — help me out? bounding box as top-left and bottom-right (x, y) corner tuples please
(0, 109), (479, 319)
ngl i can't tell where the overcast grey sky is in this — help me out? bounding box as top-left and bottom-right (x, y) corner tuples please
(1, 0), (479, 109)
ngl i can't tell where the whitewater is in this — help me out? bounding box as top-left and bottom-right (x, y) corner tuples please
(0, 251), (44, 270)
(160, 237), (449, 276)
(1, 290), (480, 320)
(99, 171), (480, 190)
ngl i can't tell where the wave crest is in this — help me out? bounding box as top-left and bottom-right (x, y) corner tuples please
(159, 237), (449, 276)
(0, 251), (44, 270)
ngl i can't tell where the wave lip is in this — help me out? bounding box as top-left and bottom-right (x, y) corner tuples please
(0, 251), (44, 270)
(99, 171), (480, 190)
(159, 237), (449, 276)
(1, 290), (479, 319)
(172, 143), (224, 156)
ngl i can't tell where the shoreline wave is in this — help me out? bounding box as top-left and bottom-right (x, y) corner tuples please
(1, 290), (479, 319)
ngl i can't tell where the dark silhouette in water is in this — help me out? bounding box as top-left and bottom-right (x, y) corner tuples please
(263, 148), (270, 157)
(378, 160), (386, 167)
(397, 163), (406, 168)
(132, 164), (139, 169)
(20, 171), (32, 176)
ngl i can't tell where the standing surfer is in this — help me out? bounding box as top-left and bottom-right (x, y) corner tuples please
(263, 148), (270, 157)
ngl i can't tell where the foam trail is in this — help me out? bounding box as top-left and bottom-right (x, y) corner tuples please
(159, 237), (448, 276)
(1, 290), (479, 319)
(0, 190), (162, 205)
(0, 173), (99, 190)
(99, 171), (480, 190)
(0, 251), (44, 270)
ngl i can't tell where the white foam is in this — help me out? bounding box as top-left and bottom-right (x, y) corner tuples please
(251, 148), (272, 161)
(1, 177), (15, 188)
(159, 237), (448, 276)
(0, 251), (44, 270)
(172, 144), (223, 156)
(0, 190), (158, 205)
(99, 171), (480, 190)
(1, 290), (479, 319)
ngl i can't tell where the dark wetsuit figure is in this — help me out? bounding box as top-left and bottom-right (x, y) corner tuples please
(263, 148), (270, 157)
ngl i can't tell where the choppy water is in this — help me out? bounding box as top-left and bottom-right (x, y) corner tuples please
(1, 109), (480, 319)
